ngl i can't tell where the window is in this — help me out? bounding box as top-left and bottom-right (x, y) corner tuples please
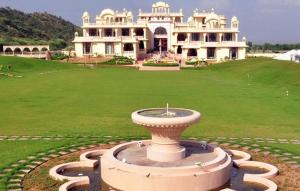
(177, 33), (187, 41)
(177, 46), (182, 54)
(224, 33), (233, 41)
(135, 28), (144, 37)
(121, 28), (130, 36)
(105, 43), (114, 54)
(192, 33), (200, 41)
(124, 43), (134, 51)
(84, 43), (92, 54)
(208, 33), (217, 42)
(104, 29), (113, 37)
(154, 27), (167, 35)
(89, 28), (97, 36)
(187, 49), (197, 57)
(139, 41), (145, 50)
(207, 48), (216, 59)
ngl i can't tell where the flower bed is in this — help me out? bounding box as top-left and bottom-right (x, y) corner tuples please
(101, 56), (134, 65)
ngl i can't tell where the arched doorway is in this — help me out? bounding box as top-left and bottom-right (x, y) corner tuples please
(154, 27), (168, 52)
(187, 49), (197, 57)
(177, 46), (182, 54)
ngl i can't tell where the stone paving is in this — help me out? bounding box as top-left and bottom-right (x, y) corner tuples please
(0, 135), (299, 191)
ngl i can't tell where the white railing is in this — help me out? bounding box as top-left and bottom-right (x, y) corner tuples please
(174, 26), (238, 32)
(83, 22), (146, 27)
(123, 51), (134, 55)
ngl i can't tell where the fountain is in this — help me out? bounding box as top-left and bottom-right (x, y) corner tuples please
(101, 106), (231, 191)
(50, 106), (279, 191)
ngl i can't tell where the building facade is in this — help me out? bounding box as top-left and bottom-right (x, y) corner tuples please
(73, 2), (247, 62)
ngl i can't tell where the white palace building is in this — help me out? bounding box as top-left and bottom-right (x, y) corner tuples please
(73, 2), (247, 62)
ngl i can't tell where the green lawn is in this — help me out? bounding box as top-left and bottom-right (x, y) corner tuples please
(0, 56), (299, 177)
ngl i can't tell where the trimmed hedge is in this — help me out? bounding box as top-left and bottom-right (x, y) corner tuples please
(186, 61), (197, 65)
(143, 62), (179, 67)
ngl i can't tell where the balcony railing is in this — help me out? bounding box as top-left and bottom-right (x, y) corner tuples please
(83, 22), (146, 27)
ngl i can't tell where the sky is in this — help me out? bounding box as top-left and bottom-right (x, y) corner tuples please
(1, 0), (300, 44)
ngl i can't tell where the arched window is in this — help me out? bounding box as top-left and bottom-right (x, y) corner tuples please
(177, 33), (187, 41)
(14, 48), (22, 55)
(41, 47), (48, 52)
(154, 27), (167, 35)
(32, 47), (39, 54)
(177, 46), (182, 54)
(23, 48), (31, 54)
(5, 48), (13, 54)
(187, 49), (197, 57)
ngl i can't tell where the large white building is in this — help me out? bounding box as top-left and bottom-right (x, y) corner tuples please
(73, 2), (247, 62)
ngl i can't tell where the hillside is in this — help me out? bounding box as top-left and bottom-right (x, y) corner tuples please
(0, 7), (81, 50)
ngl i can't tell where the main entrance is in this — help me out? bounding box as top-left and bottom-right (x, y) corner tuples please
(154, 38), (168, 52)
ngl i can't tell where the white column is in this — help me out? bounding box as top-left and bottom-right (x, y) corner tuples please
(159, 39), (162, 55)
(188, 33), (191, 43)
(235, 33), (238, 42)
(203, 33), (207, 42)
(131, 28), (135, 38)
(115, 29), (118, 37)
(99, 29), (102, 38)
(219, 33), (223, 42)
(143, 28), (146, 39)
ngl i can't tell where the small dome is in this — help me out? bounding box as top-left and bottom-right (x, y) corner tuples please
(100, 9), (115, 17)
(205, 12), (219, 23)
(82, 11), (90, 18)
(127, 11), (133, 16)
(152, 1), (170, 8)
(231, 16), (238, 22)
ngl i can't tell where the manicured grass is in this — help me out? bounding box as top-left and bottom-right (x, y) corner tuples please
(0, 140), (78, 170)
(0, 56), (300, 170)
(0, 56), (299, 138)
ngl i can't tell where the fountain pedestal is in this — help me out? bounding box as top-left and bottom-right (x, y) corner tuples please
(146, 126), (187, 162)
(132, 108), (200, 162)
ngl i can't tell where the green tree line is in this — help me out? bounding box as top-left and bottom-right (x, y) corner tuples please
(0, 7), (81, 51)
(247, 42), (300, 53)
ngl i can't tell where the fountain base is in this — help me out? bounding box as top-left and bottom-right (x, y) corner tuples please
(101, 140), (232, 191)
(147, 144), (186, 162)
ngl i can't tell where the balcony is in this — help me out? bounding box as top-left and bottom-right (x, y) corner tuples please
(173, 25), (239, 33)
(73, 36), (138, 43)
(83, 22), (147, 28)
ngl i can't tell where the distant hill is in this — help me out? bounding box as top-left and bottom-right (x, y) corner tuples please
(0, 7), (81, 51)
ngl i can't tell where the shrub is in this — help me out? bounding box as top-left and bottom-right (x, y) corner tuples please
(100, 56), (134, 65)
(51, 52), (68, 60)
(186, 61), (198, 65)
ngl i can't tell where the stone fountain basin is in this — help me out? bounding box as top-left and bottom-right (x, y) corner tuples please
(101, 140), (232, 191)
(132, 108), (201, 127)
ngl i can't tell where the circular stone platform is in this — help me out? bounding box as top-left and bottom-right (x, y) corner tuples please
(101, 140), (232, 191)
